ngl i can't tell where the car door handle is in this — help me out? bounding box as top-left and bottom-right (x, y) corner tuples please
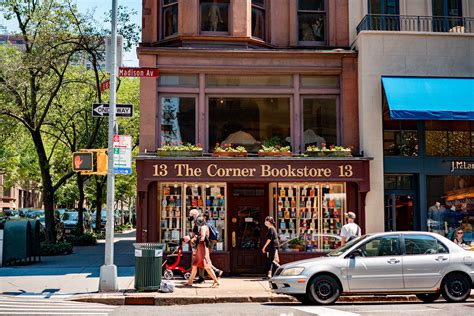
(435, 256), (448, 262)
(387, 258), (400, 264)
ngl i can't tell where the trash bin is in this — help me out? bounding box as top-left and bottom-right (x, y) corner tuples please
(3, 220), (31, 265)
(28, 220), (41, 263)
(133, 243), (165, 291)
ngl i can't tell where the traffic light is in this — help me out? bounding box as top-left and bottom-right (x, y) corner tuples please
(96, 151), (108, 175)
(72, 152), (93, 172)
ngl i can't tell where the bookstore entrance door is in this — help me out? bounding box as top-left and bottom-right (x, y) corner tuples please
(228, 184), (267, 275)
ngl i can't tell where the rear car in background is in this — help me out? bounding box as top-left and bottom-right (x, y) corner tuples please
(270, 231), (474, 305)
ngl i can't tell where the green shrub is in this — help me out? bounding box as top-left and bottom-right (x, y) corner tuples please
(93, 231), (106, 240)
(40, 241), (73, 256)
(65, 232), (97, 246)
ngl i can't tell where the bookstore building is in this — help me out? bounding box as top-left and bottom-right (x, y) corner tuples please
(135, 49), (370, 274)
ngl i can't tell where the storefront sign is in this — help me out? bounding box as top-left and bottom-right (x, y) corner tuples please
(148, 160), (362, 181)
(450, 161), (474, 172)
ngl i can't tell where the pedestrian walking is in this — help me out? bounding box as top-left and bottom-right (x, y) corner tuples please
(340, 211), (361, 245)
(183, 209), (205, 284)
(262, 216), (279, 279)
(186, 215), (220, 288)
(203, 211), (223, 277)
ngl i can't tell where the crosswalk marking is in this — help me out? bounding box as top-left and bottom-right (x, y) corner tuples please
(292, 306), (360, 316)
(0, 297), (116, 315)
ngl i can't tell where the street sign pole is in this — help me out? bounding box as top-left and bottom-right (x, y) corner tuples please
(99, 0), (118, 292)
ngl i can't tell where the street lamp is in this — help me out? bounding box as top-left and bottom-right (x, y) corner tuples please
(99, 0), (118, 292)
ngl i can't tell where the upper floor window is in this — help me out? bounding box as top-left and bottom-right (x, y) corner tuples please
(162, 0), (178, 38)
(160, 96), (196, 145)
(368, 0), (399, 15)
(297, 0), (326, 45)
(252, 0), (265, 39)
(200, 0), (229, 33)
(432, 0), (462, 17)
(302, 98), (338, 152)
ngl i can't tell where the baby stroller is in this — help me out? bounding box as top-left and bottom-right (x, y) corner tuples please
(162, 239), (191, 280)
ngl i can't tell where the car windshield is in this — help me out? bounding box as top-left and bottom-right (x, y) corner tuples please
(327, 235), (369, 257)
(65, 212), (78, 221)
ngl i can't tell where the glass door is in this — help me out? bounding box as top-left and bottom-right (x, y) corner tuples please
(368, 0), (400, 30)
(384, 194), (415, 231)
(432, 0), (463, 32)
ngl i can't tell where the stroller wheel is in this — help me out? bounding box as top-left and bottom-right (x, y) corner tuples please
(163, 269), (174, 280)
(183, 272), (191, 280)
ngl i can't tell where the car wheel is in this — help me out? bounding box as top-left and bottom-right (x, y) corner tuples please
(441, 273), (471, 303)
(293, 294), (312, 305)
(163, 269), (174, 280)
(416, 293), (440, 303)
(307, 275), (341, 305)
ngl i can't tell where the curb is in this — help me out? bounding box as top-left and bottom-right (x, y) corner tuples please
(69, 293), (474, 306)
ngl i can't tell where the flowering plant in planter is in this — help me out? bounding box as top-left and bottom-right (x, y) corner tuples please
(306, 143), (352, 157)
(258, 145), (292, 156)
(157, 142), (203, 156)
(213, 143), (247, 157)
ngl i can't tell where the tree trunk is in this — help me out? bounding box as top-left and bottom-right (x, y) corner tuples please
(31, 130), (56, 243)
(76, 172), (85, 235)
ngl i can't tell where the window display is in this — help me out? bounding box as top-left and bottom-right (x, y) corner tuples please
(159, 182), (227, 251)
(271, 182), (346, 252)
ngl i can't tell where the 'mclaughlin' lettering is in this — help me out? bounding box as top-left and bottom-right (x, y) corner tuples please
(451, 161), (474, 172)
(152, 163), (356, 179)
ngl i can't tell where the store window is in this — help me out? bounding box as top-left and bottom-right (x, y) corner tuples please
(252, 0), (265, 39)
(159, 74), (198, 87)
(383, 109), (418, 156)
(159, 182), (227, 251)
(160, 97), (196, 145)
(384, 175), (414, 190)
(162, 0), (178, 38)
(208, 98), (290, 152)
(426, 175), (474, 242)
(297, 0), (326, 44)
(425, 121), (473, 157)
(302, 98), (337, 151)
(206, 75), (292, 87)
(300, 76), (339, 89)
(200, 0), (229, 33)
(271, 183), (346, 252)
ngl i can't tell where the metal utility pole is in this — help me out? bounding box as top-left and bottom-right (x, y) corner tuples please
(99, 0), (118, 292)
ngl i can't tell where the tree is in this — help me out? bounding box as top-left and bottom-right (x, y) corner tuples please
(0, 0), (99, 242)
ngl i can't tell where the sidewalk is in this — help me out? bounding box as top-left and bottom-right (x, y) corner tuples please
(1, 230), (473, 306)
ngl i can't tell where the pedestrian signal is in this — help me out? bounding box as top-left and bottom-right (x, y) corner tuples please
(96, 151), (108, 174)
(73, 152), (93, 172)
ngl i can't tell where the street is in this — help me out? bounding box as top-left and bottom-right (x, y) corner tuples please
(1, 298), (473, 316)
(110, 301), (474, 316)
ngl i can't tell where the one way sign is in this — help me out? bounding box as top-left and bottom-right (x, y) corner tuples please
(92, 103), (133, 118)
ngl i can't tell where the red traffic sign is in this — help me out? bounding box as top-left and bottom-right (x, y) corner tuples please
(100, 79), (110, 92)
(118, 67), (159, 77)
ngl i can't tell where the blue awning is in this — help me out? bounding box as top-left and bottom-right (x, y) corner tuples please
(382, 77), (474, 120)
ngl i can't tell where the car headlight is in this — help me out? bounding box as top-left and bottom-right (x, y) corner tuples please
(281, 267), (305, 276)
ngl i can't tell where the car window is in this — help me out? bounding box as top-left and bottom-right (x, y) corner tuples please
(357, 235), (401, 257)
(328, 235), (368, 256)
(404, 234), (448, 255)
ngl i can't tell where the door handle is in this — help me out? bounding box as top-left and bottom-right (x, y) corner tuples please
(232, 231), (236, 248)
(435, 256), (448, 262)
(387, 258), (400, 264)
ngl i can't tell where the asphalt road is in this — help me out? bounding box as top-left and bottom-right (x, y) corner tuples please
(109, 301), (474, 316)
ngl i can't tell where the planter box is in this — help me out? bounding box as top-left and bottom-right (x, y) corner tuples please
(156, 150), (203, 157)
(212, 152), (248, 157)
(258, 151), (293, 157)
(305, 151), (352, 157)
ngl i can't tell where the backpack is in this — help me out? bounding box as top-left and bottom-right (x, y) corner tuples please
(346, 225), (360, 242)
(208, 224), (219, 241)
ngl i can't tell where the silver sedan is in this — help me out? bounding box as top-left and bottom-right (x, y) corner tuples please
(270, 231), (474, 304)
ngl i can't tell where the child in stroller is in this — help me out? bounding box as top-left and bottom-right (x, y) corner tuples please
(162, 239), (191, 280)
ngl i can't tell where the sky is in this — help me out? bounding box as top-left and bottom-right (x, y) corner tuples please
(0, 0), (142, 66)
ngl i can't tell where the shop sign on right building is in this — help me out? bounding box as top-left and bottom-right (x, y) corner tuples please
(349, 0), (474, 242)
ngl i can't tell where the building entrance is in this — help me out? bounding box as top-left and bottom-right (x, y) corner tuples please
(228, 183), (267, 275)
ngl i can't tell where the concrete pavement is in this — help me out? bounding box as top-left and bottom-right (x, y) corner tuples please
(1, 230), (473, 306)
